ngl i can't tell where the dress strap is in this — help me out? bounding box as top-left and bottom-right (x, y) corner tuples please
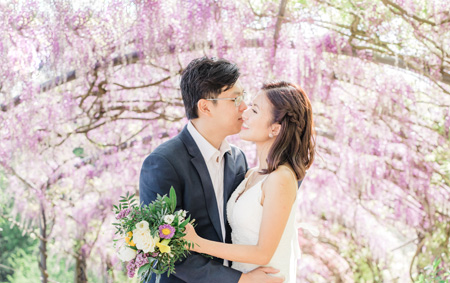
(246, 168), (258, 179)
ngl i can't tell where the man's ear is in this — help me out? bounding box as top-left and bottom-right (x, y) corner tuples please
(271, 123), (282, 137)
(197, 99), (212, 117)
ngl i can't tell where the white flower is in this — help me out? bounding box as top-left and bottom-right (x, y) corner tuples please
(164, 214), (175, 224)
(117, 245), (137, 262)
(176, 210), (187, 218)
(135, 220), (149, 231)
(132, 228), (158, 253)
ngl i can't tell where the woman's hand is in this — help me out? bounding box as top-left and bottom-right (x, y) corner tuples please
(183, 223), (201, 252)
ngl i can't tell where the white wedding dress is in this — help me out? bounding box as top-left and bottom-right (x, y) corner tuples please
(227, 170), (301, 282)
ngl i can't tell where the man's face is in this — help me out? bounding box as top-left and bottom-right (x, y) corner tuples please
(209, 79), (248, 136)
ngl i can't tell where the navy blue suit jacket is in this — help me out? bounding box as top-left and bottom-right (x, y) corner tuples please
(139, 126), (248, 283)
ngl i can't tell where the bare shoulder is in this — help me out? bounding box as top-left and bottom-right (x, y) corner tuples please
(263, 165), (298, 196)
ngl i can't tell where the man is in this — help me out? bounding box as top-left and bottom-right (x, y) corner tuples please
(139, 57), (283, 283)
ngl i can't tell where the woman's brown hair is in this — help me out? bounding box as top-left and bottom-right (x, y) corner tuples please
(260, 81), (316, 180)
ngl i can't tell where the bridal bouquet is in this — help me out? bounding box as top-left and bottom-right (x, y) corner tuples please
(113, 187), (193, 282)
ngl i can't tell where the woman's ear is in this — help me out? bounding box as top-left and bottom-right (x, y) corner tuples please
(197, 99), (212, 117)
(271, 123), (281, 137)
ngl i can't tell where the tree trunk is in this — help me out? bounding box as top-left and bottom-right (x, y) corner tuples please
(104, 257), (114, 283)
(273, 0), (289, 58)
(39, 204), (48, 283)
(75, 247), (88, 283)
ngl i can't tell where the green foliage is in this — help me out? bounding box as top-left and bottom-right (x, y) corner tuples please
(5, 245), (76, 283)
(346, 245), (383, 282)
(0, 171), (37, 282)
(0, 222), (38, 282)
(416, 224), (450, 282)
(72, 147), (85, 157)
(416, 258), (450, 283)
(72, 147), (84, 158)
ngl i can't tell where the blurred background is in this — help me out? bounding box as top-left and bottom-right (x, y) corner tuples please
(0, 0), (449, 282)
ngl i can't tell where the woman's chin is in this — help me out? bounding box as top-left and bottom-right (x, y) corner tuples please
(238, 133), (251, 142)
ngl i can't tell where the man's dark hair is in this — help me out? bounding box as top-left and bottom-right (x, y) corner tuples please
(180, 57), (240, 119)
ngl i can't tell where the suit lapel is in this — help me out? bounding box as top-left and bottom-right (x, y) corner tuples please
(179, 126), (224, 242)
(223, 152), (236, 243)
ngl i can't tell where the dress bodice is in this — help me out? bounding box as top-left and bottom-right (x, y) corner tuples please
(226, 170), (300, 282)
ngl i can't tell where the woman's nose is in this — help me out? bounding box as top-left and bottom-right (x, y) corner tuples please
(242, 109), (250, 120)
(239, 101), (248, 112)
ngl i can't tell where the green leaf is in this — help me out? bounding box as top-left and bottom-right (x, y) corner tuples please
(73, 147), (84, 157)
(179, 216), (191, 229)
(433, 258), (441, 272)
(138, 263), (151, 278)
(169, 187), (177, 212)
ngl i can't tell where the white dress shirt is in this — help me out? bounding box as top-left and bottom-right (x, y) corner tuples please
(187, 122), (231, 266)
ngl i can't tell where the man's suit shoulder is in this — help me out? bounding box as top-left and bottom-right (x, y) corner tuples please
(149, 136), (186, 158)
(146, 133), (246, 167)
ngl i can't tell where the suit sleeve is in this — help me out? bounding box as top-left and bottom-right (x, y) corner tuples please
(139, 153), (181, 206)
(139, 153), (243, 283)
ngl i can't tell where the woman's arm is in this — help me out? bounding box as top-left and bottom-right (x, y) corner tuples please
(184, 167), (297, 266)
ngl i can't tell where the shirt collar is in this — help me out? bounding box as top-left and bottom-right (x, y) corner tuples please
(187, 121), (231, 162)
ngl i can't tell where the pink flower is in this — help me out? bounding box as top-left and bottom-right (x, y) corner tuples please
(159, 224), (175, 239)
(135, 253), (149, 268)
(116, 208), (131, 220)
(126, 259), (136, 278)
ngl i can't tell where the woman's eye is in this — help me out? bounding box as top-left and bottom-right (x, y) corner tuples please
(252, 108), (257, 114)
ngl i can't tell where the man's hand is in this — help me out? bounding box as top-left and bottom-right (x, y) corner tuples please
(238, 267), (284, 283)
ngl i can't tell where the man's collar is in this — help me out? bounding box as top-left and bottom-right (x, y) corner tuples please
(187, 121), (231, 162)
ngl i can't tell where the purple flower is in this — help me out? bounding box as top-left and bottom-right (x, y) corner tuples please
(116, 208), (131, 220)
(135, 253), (149, 268)
(126, 259), (136, 278)
(159, 224), (175, 239)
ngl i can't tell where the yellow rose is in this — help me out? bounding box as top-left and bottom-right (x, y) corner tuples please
(156, 239), (171, 254)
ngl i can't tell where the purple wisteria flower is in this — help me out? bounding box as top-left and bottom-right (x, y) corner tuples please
(126, 259), (136, 278)
(116, 208), (131, 220)
(159, 224), (175, 239)
(135, 253), (149, 268)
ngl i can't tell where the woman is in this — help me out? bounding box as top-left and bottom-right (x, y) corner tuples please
(184, 81), (316, 282)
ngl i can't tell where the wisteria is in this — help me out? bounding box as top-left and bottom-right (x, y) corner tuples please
(0, 0), (449, 282)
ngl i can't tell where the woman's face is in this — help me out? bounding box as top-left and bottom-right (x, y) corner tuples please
(239, 91), (274, 142)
